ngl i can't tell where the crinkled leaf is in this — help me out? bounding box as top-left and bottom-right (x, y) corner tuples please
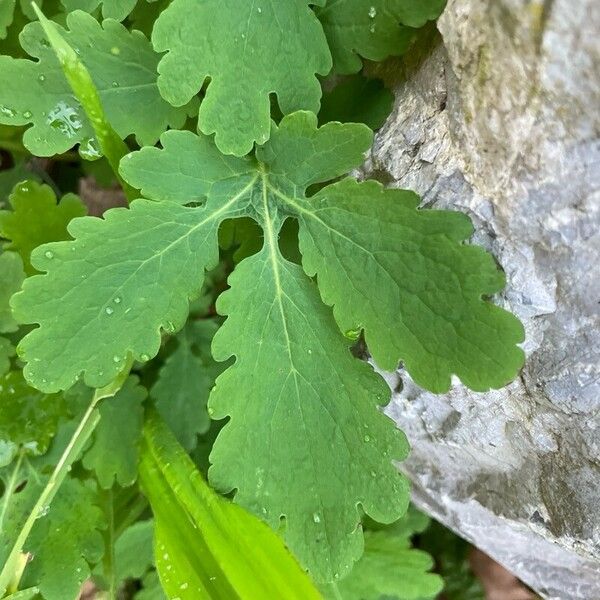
(151, 319), (223, 451)
(0, 251), (24, 333)
(82, 376), (146, 488)
(209, 246), (409, 581)
(319, 75), (393, 130)
(61, 0), (137, 21)
(152, 0), (332, 155)
(0, 10), (191, 156)
(316, 0), (446, 73)
(297, 178), (524, 392)
(0, 370), (66, 467)
(139, 411), (322, 600)
(328, 512), (443, 600)
(0, 180), (86, 274)
(22, 477), (105, 600)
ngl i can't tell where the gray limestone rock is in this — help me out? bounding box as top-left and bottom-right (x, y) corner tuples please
(363, 1), (600, 598)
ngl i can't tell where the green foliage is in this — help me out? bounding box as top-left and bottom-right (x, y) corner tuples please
(0, 1), (523, 597)
(328, 509), (443, 599)
(0, 370), (66, 467)
(316, 0), (446, 73)
(0, 10), (190, 156)
(152, 0), (332, 156)
(22, 477), (105, 600)
(0, 180), (86, 274)
(82, 376), (146, 488)
(139, 410), (322, 599)
(151, 320), (223, 451)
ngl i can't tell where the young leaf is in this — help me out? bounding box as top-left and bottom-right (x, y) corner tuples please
(61, 0), (138, 21)
(0, 10), (190, 156)
(316, 0), (447, 73)
(151, 320), (223, 451)
(82, 376), (146, 489)
(0, 180), (86, 275)
(152, 0), (332, 155)
(0, 370), (66, 467)
(139, 410), (323, 600)
(327, 511), (443, 600)
(21, 477), (105, 600)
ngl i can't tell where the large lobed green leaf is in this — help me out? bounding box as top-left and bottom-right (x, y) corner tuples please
(13, 110), (523, 579)
(152, 0), (332, 156)
(0, 10), (191, 156)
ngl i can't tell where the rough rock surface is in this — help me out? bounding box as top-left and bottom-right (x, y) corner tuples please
(363, 1), (600, 598)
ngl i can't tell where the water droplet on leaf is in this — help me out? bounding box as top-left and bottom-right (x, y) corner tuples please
(105, 307), (114, 315)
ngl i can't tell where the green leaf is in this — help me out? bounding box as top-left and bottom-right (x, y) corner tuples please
(209, 246), (409, 582)
(0, 370), (66, 467)
(4, 587), (40, 600)
(319, 75), (393, 130)
(111, 519), (156, 588)
(0, 336), (13, 376)
(0, 180), (86, 275)
(152, 0), (332, 155)
(0, 162), (42, 205)
(139, 410), (323, 600)
(0, 251), (24, 334)
(151, 320), (223, 451)
(0, 10), (190, 156)
(82, 376), (146, 488)
(316, 0), (446, 73)
(61, 0), (138, 21)
(328, 511), (443, 600)
(297, 178), (525, 392)
(0, 0), (16, 40)
(22, 476), (105, 600)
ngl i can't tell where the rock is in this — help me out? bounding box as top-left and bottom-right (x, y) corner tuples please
(364, 1), (600, 598)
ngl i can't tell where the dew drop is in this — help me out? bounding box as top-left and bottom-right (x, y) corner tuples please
(105, 306), (114, 315)
(38, 505), (50, 517)
(44, 251), (54, 259)
(110, 46), (120, 55)
(180, 583), (188, 590)
(38, 74), (46, 82)
(0, 105), (16, 118)
(22, 110), (32, 119)
(368, 6), (377, 17)
(257, 6), (262, 13)
(113, 355), (121, 363)
(112, 81), (119, 88)
(312, 512), (321, 523)
(370, 24), (376, 33)
(370, 470), (377, 478)
(140, 353), (150, 362)
(113, 296), (122, 304)
(163, 553), (169, 560)
(364, 435), (371, 442)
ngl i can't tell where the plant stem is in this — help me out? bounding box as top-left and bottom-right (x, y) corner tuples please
(0, 361), (132, 597)
(0, 450), (25, 537)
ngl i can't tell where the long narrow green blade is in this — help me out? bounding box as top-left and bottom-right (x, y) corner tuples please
(139, 410), (322, 600)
